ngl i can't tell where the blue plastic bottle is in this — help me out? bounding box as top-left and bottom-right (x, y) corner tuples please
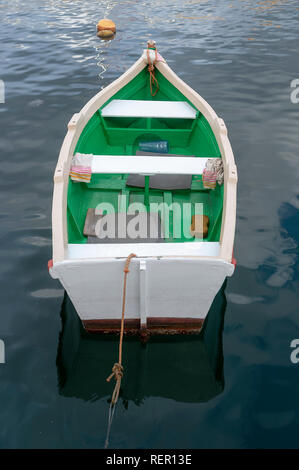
(139, 140), (169, 153)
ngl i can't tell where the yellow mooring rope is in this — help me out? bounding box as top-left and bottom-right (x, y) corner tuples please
(147, 43), (159, 97)
(105, 253), (137, 448)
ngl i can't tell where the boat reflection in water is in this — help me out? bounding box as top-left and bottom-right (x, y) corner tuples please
(56, 283), (227, 404)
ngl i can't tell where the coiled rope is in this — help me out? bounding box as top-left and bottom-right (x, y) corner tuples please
(105, 253), (137, 448)
(147, 42), (159, 97)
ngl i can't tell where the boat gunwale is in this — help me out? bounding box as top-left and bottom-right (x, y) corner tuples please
(51, 49), (237, 268)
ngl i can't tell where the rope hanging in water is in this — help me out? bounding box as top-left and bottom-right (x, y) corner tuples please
(105, 253), (137, 448)
(147, 41), (159, 97)
(106, 253), (137, 405)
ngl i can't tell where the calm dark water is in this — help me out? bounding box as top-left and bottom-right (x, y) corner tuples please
(1, 0), (299, 449)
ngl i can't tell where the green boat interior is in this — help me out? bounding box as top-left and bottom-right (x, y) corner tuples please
(67, 68), (223, 244)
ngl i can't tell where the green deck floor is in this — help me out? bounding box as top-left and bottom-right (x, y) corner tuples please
(67, 174), (223, 244)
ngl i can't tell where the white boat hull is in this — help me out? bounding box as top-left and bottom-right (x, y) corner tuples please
(50, 257), (234, 332)
(50, 44), (237, 334)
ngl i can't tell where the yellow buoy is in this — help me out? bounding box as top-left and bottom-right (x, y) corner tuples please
(97, 19), (116, 33)
(97, 30), (115, 39)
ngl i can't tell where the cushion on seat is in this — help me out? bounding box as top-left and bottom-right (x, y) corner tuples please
(126, 173), (192, 190)
(125, 151), (194, 190)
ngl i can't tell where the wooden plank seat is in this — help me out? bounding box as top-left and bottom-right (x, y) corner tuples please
(91, 155), (219, 175)
(127, 151), (196, 189)
(67, 242), (221, 259)
(101, 99), (197, 119)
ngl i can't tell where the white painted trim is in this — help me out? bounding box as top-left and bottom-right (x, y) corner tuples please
(52, 255), (234, 273)
(91, 155), (216, 175)
(67, 242), (220, 259)
(101, 99), (197, 119)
